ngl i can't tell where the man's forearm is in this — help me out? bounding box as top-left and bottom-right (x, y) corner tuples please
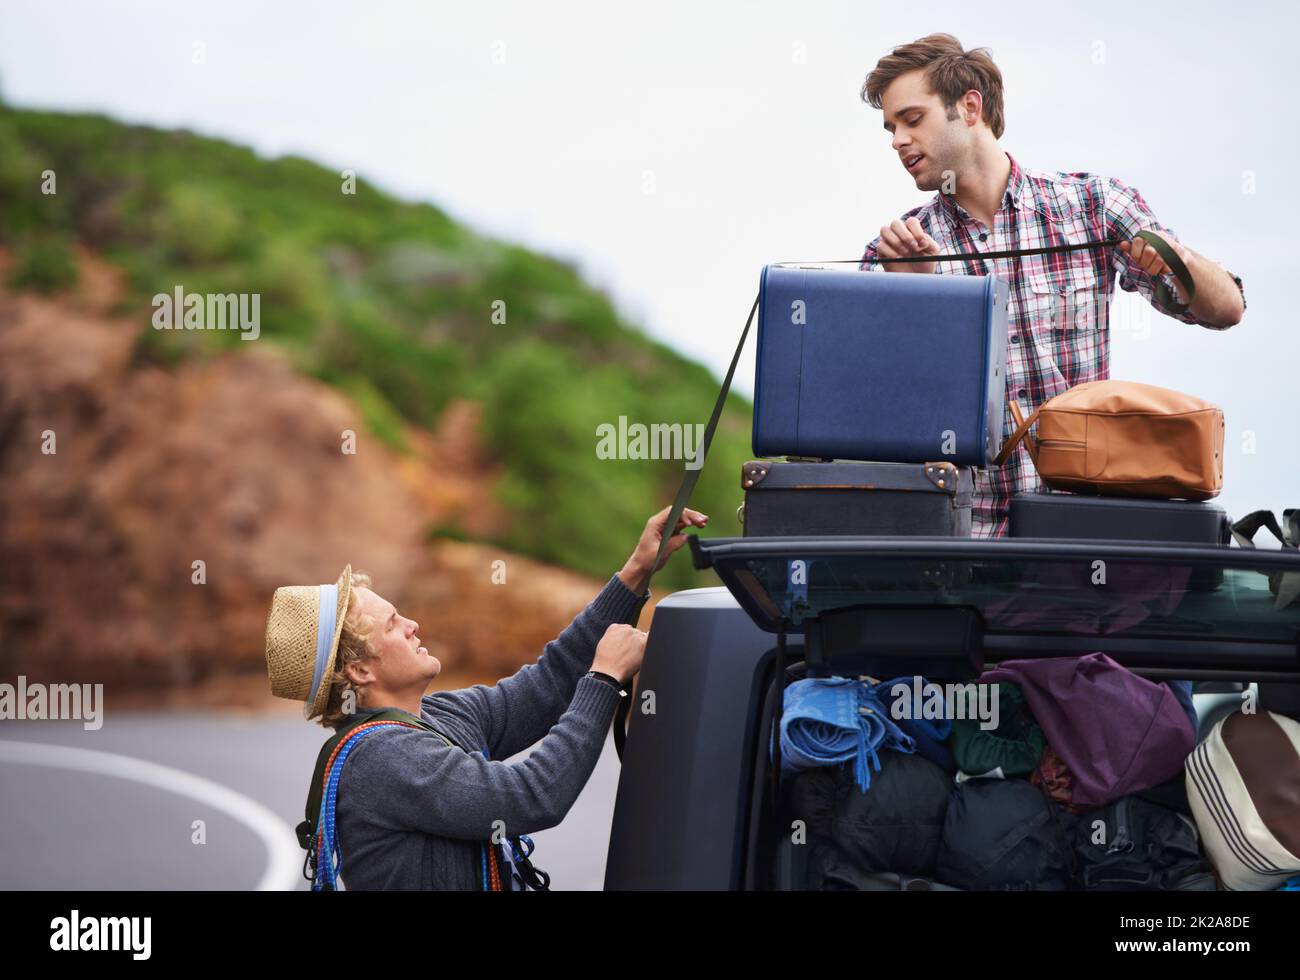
(1176, 247), (1245, 327)
(617, 560), (651, 597)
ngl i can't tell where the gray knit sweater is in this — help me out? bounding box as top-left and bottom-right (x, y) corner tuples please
(331, 572), (646, 890)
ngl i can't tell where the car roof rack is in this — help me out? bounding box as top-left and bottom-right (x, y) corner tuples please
(690, 535), (1300, 681)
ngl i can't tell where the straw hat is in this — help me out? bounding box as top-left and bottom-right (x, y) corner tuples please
(264, 564), (353, 720)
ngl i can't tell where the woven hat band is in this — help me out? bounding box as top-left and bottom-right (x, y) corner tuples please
(307, 583), (340, 708)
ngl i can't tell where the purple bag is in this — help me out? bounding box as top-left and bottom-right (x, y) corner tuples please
(981, 652), (1195, 807)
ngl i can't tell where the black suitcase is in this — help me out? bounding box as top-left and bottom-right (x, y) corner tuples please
(740, 459), (972, 537)
(1009, 492), (1231, 591)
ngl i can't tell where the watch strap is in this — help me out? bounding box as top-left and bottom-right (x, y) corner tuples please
(585, 670), (626, 693)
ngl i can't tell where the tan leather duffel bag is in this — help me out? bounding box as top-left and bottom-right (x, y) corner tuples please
(991, 380), (1224, 500)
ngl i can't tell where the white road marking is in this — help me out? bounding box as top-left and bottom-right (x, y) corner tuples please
(0, 739), (302, 891)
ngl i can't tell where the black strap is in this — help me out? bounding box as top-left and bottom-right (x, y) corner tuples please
(769, 622), (788, 808)
(772, 232), (1193, 316)
(777, 238), (1112, 266)
(776, 232), (1193, 314)
(1232, 510), (1300, 610)
(506, 836), (551, 891)
(612, 295), (760, 759)
(610, 234), (1196, 761)
(1232, 509), (1298, 549)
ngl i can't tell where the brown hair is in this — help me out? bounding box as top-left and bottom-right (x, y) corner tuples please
(861, 33), (1005, 140)
(316, 568), (379, 728)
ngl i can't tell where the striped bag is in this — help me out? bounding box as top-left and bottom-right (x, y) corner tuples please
(1185, 710), (1300, 890)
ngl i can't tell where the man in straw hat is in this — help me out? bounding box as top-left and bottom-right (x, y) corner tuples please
(265, 505), (708, 890)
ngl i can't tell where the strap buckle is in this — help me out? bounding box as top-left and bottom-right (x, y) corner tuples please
(508, 835), (551, 890)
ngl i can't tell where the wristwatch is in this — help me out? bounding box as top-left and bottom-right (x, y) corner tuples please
(585, 670), (627, 695)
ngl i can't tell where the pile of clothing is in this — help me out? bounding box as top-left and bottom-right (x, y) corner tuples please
(781, 652), (1300, 891)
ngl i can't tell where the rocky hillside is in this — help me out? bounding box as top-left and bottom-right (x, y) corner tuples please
(0, 105), (752, 703)
(0, 249), (655, 697)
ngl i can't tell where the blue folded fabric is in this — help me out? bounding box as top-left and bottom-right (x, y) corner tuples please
(778, 677), (917, 791)
(872, 677), (956, 773)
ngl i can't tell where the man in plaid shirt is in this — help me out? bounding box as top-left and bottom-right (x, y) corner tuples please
(859, 34), (1246, 538)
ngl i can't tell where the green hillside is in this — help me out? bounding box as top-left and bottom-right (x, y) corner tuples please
(0, 105), (753, 589)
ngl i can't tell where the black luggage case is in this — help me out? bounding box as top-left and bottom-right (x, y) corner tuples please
(1009, 492), (1231, 591)
(740, 459), (973, 537)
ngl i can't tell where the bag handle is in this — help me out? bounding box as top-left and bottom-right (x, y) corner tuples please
(1232, 510), (1300, 548)
(991, 398), (1044, 468)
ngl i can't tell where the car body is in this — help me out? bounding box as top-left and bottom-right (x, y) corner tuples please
(604, 535), (1300, 890)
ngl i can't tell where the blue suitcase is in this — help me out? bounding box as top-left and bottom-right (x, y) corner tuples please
(753, 265), (1010, 467)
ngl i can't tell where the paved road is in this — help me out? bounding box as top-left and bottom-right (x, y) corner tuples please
(0, 712), (622, 890)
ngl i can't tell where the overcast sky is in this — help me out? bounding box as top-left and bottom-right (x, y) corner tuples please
(2, 1), (1294, 520)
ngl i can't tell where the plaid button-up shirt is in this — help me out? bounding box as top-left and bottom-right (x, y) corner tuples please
(860, 151), (1246, 537)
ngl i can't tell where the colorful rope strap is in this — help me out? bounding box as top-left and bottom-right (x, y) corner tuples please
(480, 744), (503, 890)
(313, 720), (413, 891)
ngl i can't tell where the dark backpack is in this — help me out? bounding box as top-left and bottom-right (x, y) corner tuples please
(789, 751), (952, 879)
(807, 834), (962, 891)
(936, 778), (1077, 890)
(1074, 795), (1216, 890)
